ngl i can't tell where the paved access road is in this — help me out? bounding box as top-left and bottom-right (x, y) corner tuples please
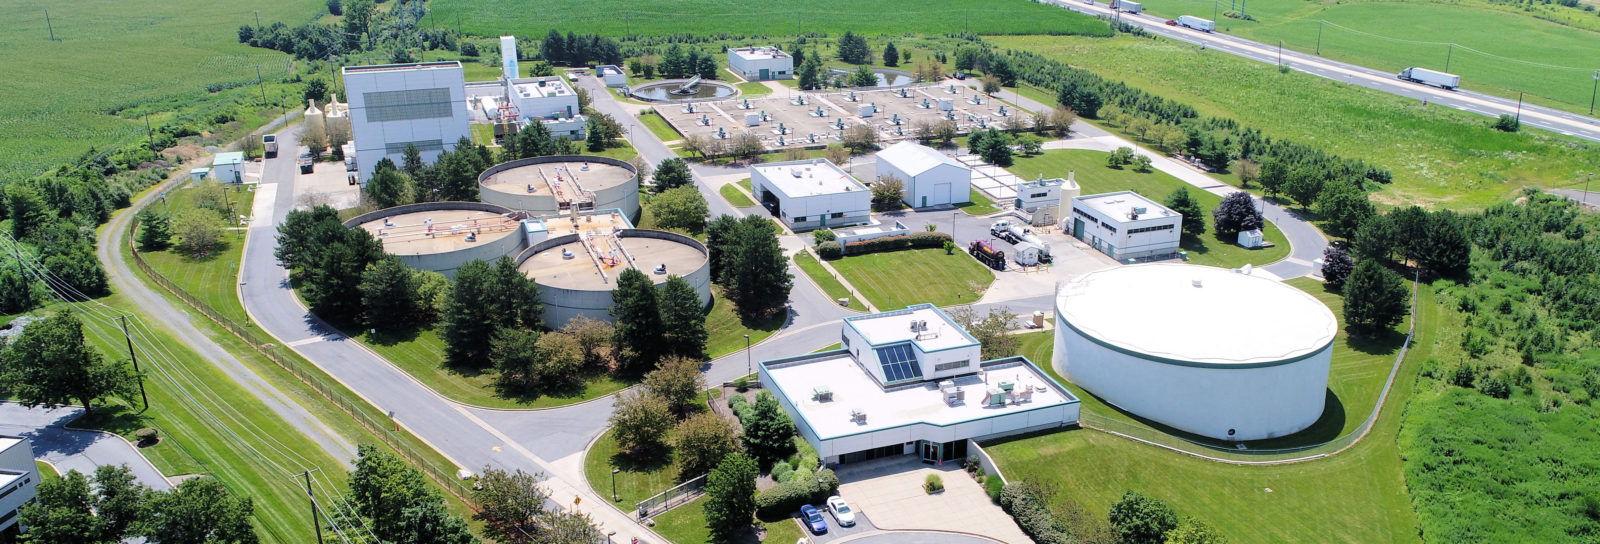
(1042, 0), (1600, 142)
(1, 403), (172, 491)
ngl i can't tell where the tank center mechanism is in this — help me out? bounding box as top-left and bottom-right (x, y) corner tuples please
(531, 162), (598, 211)
(547, 209), (637, 283)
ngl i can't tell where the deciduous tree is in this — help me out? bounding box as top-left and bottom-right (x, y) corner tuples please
(651, 186), (709, 234)
(645, 355), (706, 416)
(703, 453), (759, 540)
(1320, 245), (1354, 288)
(1107, 490), (1177, 544)
(144, 477), (260, 544)
(0, 310), (134, 414)
(1210, 191), (1262, 236)
(871, 176), (907, 211)
(742, 391), (796, 465)
(171, 209), (226, 257)
(1342, 259), (1409, 336)
(608, 389), (673, 456)
(471, 467), (553, 542)
(673, 412), (741, 480)
(1315, 181), (1374, 239)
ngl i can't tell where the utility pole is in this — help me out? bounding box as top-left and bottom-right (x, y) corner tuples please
(119, 316), (149, 412)
(299, 470), (325, 544)
(1444, 44), (1453, 73)
(144, 114), (154, 150)
(1589, 71), (1598, 115)
(254, 10), (260, 28)
(45, 9), (57, 41)
(1315, 21), (1323, 56)
(255, 64), (268, 105)
(1515, 91), (1524, 125)
(1277, 40), (1283, 67)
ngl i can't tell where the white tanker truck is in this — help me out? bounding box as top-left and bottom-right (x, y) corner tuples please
(991, 219), (1053, 264)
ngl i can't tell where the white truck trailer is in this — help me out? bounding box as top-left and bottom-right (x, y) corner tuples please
(991, 219), (1054, 263)
(1112, 0), (1142, 13)
(1396, 67), (1460, 90)
(262, 134), (278, 158)
(1177, 15), (1214, 32)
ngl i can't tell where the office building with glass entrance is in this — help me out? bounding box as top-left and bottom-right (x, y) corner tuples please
(759, 304), (1081, 466)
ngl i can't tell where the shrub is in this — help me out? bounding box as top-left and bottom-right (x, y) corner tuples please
(908, 231), (952, 249)
(816, 242), (843, 260)
(134, 428), (159, 445)
(1479, 373), (1511, 399)
(732, 376), (750, 391)
(754, 468), (839, 517)
(844, 235), (910, 254)
(771, 461), (794, 483)
(999, 483), (1072, 544)
(984, 475), (1003, 503)
(924, 474), (944, 493)
(1492, 114), (1520, 132)
(812, 229), (836, 244)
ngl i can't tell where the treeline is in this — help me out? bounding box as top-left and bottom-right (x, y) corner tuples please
(1396, 191), (1600, 542)
(238, 0), (460, 61)
(538, 30), (625, 67)
(995, 46), (1391, 205)
(18, 465), (257, 544)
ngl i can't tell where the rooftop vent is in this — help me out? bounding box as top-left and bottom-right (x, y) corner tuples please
(1192, 279), (1203, 287)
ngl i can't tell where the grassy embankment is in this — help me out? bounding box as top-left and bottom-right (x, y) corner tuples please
(990, 35), (1600, 209)
(1009, 149), (1291, 269)
(135, 185), (255, 325)
(830, 248), (994, 310)
(990, 279), (1438, 544)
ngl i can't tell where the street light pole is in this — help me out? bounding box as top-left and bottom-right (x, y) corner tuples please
(1315, 21), (1323, 56)
(744, 334), (752, 379)
(611, 468), (620, 501)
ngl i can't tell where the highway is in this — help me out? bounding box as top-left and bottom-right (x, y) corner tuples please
(1044, 0), (1600, 143)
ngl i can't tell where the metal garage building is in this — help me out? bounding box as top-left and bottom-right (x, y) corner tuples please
(874, 142), (972, 208)
(749, 159), (871, 231)
(1053, 264), (1337, 441)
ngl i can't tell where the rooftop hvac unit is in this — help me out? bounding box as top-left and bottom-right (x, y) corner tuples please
(1133, 207), (1148, 214)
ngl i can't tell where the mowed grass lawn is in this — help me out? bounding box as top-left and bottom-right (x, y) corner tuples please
(792, 251), (858, 310)
(990, 36), (1600, 209)
(137, 185), (256, 325)
(957, 188), (998, 216)
(1008, 149), (1290, 268)
(639, 110), (683, 142)
(989, 280), (1440, 544)
(653, 496), (805, 544)
(719, 184), (756, 207)
(830, 248), (994, 310)
(354, 326), (632, 409)
(585, 428), (680, 508)
(433, 0), (1109, 37)
(706, 286), (785, 359)
(735, 82), (773, 97)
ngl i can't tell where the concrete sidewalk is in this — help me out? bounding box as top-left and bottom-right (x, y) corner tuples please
(0, 403), (172, 491)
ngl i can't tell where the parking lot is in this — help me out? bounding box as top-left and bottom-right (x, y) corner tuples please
(657, 84), (1023, 152)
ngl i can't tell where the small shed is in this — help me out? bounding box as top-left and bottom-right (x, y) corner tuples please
(211, 152), (246, 184)
(1238, 229), (1265, 249)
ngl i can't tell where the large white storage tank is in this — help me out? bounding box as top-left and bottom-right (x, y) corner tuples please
(1053, 263), (1337, 441)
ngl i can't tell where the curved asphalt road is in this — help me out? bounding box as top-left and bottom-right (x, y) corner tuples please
(1, 403), (172, 491)
(1045, 0), (1600, 142)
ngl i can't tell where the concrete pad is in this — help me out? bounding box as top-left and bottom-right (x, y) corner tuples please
(294, 161), (361, 210)
(835, 456), (1029, 544)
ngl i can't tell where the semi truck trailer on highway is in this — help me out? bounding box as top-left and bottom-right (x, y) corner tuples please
(1177, 15), (1214, 32)
(1396, 67), (1460, 90)
(1112, 0), (1142, 13)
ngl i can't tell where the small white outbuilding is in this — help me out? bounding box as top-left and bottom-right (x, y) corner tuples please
(874, 141), (972, 208)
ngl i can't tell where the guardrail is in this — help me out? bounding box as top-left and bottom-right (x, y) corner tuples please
(128, 220), (480, 508)
(1078, 271), (1423, 464)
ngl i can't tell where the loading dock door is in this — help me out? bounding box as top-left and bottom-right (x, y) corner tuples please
(759, 68), (770, 80)
(934, 183), (951, 205)
(1073, 218), (1085, 239)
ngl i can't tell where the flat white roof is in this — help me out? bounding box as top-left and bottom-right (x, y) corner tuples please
(844, 304), (978, 352)
(730, 47), (790, 61)
(342, 61), (462, 74)
(876, 141), (967, 177)
(0, 471), (21, 489)
(766, 355), (1073, 440)
(213, 152), (245, 166)
(1075, 191), (1176, 223)
(752, 159), (866, 198)
(510, 77), (575, 99)
(0, 436), (21, 453)
(1057, 263), (1338, 365)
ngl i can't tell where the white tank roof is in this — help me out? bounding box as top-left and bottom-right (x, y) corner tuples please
(1056, 263), (1337, 366)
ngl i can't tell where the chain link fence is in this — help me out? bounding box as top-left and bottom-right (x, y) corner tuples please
(635, 473), (707, 520)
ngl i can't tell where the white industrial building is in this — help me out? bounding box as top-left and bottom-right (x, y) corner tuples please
(1054, 264), (1337, 441)
(728, 47), (794, 81)
(749, 159), (871, 231)
(343, 61), (471, 179)
(1067, 191), (1182, 262)
(596, 65), (627, 87)
(1013, 172), (1081, 226)
(874, 141), (972, 208)
(760, 304), (1080, 465)
(210, 151), (245, 184)
(0, 435), (38, 532)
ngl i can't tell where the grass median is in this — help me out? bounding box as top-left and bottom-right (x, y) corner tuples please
(640, 110), (684, 142)
(719, 184), (756, 207)
(136, 185), (256, 325)
(792, 251), (858, 310)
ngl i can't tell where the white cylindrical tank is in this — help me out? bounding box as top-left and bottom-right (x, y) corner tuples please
(1053, 264), (1337, 441)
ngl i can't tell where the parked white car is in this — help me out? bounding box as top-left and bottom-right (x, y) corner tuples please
(826, 495), (856, 527)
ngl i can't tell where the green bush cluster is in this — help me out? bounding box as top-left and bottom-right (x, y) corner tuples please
(754, 467), (839, 518)
(727, 394), (754, 422)
(817, 242), (843, 260)
(841, 231), (954, 256)
(984, 474), (1003, 503)
(998, 482), (1073, 544)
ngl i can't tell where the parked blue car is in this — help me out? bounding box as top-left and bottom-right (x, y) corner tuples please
(800, 504), (828, 534)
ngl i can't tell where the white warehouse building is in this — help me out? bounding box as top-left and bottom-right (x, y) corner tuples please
(1067, 191), (1182, 262)
(343, 61), (471, 179)
(728, 47), (794, 81)
(761, 304), (1081, 466)
(1054, 264), (1337, 441)
(750, 159), (871, 231)
(0, 435), (39, 533)
(874, 141), (972, 208)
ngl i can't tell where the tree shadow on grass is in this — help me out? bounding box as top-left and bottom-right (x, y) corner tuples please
(70, 403), (150, 437)
(610, 447), (674, 475)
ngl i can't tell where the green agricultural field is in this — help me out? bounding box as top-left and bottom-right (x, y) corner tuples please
(706, 286), (785, 359)
(354, 326), (632, 409)
(987, 284), (1440, 544)
(990, 36), (1600, 209)
(431, 0), (1110, 38)
(1123, 0), (1600, 113)
(830, 248), (994, 310)
(719, 184), (756, 207)
(136, 185), (256, 325)
(1008, 149), (1290, 268)
(792, 251), (859, 310)
(0, 0), (321, 183)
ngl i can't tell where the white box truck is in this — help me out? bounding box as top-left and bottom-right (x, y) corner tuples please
(1112, 0), (1142, 13)
(1177, 15), (1214, 32)
(262, 134), (278, 158)
(1396, 67), (1460, 90)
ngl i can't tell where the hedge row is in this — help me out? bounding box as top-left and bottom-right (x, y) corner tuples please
(755, 467), (840, 518)
(829, 231), (953, 259)
(998, 483), (1074, 544)
(728, 395), (755, 423)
